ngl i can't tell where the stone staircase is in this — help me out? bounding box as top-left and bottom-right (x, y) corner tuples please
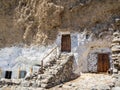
(22, 53), (75, 89)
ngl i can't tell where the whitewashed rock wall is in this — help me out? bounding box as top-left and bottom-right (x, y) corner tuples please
(56, 31), (93, 73)
(0, 45), (57, 79)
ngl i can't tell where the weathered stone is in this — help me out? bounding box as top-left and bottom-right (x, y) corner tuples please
(1, 79), (13, 85)
(37, 75), (43, 80)
(33, 77), (37, 80)
(41, 83), (47, 88)
(112, 46), (120, 52)
(113, 69), (118, 74)
(58, 84), (63, 88)
(92, 85), (111, 90)
(12, 79), (21, 85)
(115, 81), (120, 87)
(112, 87), (120, 90)
(62, 85), (72, 89)
(41, 79), (49, 84)
(113, 32), (120, 36)
(32, 82), (38, 87)
(21, 81), (32, 87)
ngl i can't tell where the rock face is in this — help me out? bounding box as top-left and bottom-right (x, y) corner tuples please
(0, 0), (23, 48)
(111, 19), (120, 71)
(15, 0), (64, 45)
(0, 0), (120, 47)
(22, 54), (75, 88)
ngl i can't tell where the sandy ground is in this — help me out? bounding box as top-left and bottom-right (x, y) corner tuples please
(0, 73), (116, 90)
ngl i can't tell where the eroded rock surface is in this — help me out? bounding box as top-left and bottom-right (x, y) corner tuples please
(0, 0), (120, 47)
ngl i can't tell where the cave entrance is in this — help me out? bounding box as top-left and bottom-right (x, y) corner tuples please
(19, 70), (27, 78)
(97, 54), (110, 72)
(61, 34), (71, 52)
(5, 71), (12, 79)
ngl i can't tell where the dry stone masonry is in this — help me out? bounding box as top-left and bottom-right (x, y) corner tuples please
(21, 54), (76, 89)
(112, 30), (120, 70)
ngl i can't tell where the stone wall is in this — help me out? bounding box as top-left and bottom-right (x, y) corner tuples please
(112, 31), (120, 70)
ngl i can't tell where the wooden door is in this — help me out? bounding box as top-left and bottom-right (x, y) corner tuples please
(61, 34), (71, 52)
(97, 54), (110, 72)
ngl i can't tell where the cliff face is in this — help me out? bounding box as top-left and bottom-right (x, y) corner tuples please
(0, 0), (120, 47)
(15, 0), (64, 45)
(0, 0), (23, 47)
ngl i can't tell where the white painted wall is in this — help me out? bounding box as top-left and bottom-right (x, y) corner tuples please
(0, 31), (112, 79)
(56, 31), (112, 73)
(0, 45), (57, 79)
(56, 31), (93, 73)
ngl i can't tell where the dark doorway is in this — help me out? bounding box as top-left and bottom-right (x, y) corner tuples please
(61, 34), (71, 52)
(97, 54), (110, 72)
(5, 71), (12, 79)
(19, 70), (27, 78)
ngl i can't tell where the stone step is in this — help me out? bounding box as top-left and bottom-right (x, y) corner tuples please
(113, 32), (119, 36)
(37, 74), (53, 80)
(112, 58), (118, 61)
(111, 43), (120, 47)
(40, 83), (48, 88)
(112, 54), (118, 57)
(112, 38), (120, 43)
(112, 46), (120, 51)
(22, 54), (74, 89)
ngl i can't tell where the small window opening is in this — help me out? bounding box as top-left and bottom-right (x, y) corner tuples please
(19, 70), (27, 78)
(86, 34), (89, 39)
(5, 71), (12, 79)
